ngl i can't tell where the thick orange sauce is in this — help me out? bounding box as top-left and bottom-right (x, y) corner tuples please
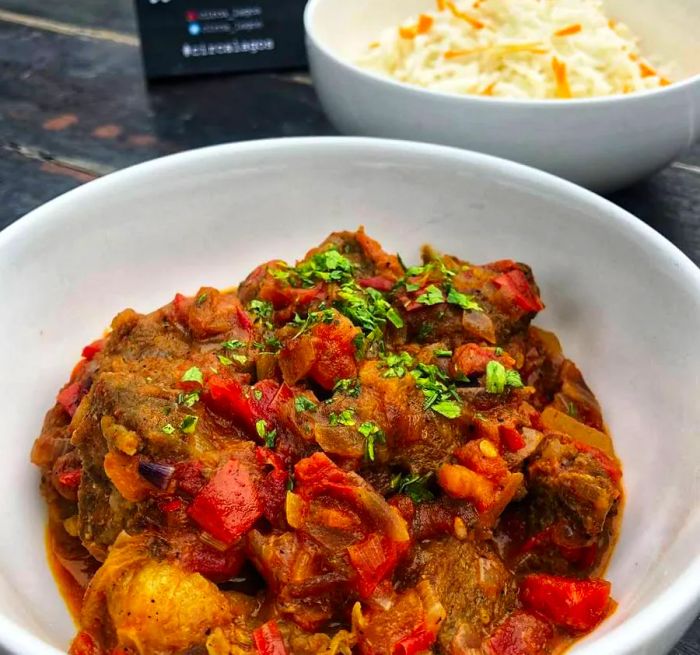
(46, 525), (86, 623)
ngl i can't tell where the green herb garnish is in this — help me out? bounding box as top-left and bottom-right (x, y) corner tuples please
(179, 415), (198, 434)
(358, 421), (385, 462)
(332, 378), (361, 397)
(446, 286), (482, 312)
(162, 423), (175, 435)
(217, 354), (234, 366)
(416, 284), (445, 306)
(255, 419), (277, 448)
(329, 409), (356, 427)
(390, 472), (434, 503)
(196, 292), (208, 306)
(294, 396), (317, 413)
(411, 363), (462, 419)
(177, 391), (200, 408)
(181, 366), (203, 385)
(485, 360), (524, 394)
(222, 339), (245, 350)
(381, 351), (415, 378)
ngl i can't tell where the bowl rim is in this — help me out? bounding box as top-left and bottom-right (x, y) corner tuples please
(2, 136), (700, 655)
(304, 0), (700, 108)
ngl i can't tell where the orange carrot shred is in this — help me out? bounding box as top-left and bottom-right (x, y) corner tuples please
(369, 41), (380, 49)
(437, 0), (447, 10)
(398, 25), (416, 39)
(445, 43), (547, 59)
(660, 77), (671, 86)
(481, 81), (497, 95)
(417, 14), (434, 34)
(446, 1), (485, 29)
(554, 23), (582, 37)
(551, 56), (572, 99)
(639, 61), (656, 78)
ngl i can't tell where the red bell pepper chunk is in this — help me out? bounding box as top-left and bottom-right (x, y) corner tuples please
(484, 611), (553, 655)
(57, 468), (82, 489)
(253, 620), (288, 655)
(181, 539), (246, 583)
(347, 533), (397, 598)
(204, 376), (289, 436)
(499, 425), (526, 452)
(493, 270), (544, 313)
(392, 623), (437, 655)
(520, 573), (611, 632)
(236, 306), (254, 332)
(57, 382), (83, 417)
(187, 458), (262, 546)
(358, 276), (394, 292)
(81, 339), (104, 361)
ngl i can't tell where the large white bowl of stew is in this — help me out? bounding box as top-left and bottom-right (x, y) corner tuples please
(0, 137), (699, 655)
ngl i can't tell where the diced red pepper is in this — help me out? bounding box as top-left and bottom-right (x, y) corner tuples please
(307, 319), (359, 390)
(255, 447), (288, 524)
(499, 425), (526, 452)
(358, 276), (394, 292)
(57, 382), (83, 417)
(452, 343), (515, 377)
(236, 306), (254, 332)
(57, 468), (82, 489)
(347, 534), (398, 598)
(484, 611), (553, 655)
(187, 458), (262, 546)
(204, 376), (290, 437)
(392, 623), (437, 655)
(181, 540), (246, 583)
(294, 452), (358, 503)
(81, 339), (104, 361)
(252, 620), (288, 655)
(493, 270), (544, 313)
(520, 573), (611, 632)
(157, 497), (183, 513)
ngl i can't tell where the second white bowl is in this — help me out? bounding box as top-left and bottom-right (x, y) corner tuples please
(305, 0), (700, 191)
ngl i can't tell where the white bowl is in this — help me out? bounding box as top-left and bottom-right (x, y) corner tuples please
(1, 137), (699, 655)
(304, 0), (700, 192)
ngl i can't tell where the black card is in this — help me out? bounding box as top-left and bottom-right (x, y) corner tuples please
(134, 0), (308, 79)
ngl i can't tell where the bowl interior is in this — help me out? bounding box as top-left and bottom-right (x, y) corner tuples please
(1, 138), (699, 655)
(308, 0), (700, 80)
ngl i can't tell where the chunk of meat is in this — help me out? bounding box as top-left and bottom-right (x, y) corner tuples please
(527, 433), (621, 539)
(410, 537), (517, 652)
(79, 533), (233, 654)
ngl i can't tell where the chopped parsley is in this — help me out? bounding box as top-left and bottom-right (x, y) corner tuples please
(162, 423), (175, 435)
(416, 284), (445, 306)
(411, 363), (462, 419)
(381, 351), (415, 378)
(329, 409), (356, 427)
(181, 366), (203, 385)
(446, 286), (482, 312)
(249, 299), (273, 320)
(177, 391), (200, 408)
(567, 401), (578, 418)
(254, 336), (282, 353)
(195, 292), (208, 306)
(217, 354), (234, 366)
(222, 339), (245, 350)
(291, 308), (335, 339)
(435, 349), (453, 358)
(179, 415), (198, 434)
(390, 472), (434, 503)
(358, 421), (385, 462)
(294, 396), (317, 413)
(295, 248), (355, 286)
(332, 378), (361, 398)
(255, 419), (277, 448)
(253, 389), (263, 401)
(485, 360), (524, 394)
(230, 354), (247, 365)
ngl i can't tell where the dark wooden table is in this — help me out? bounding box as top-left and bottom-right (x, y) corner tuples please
(0, 1), (698, 653)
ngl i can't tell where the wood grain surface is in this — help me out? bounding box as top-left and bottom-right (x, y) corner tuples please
(0, 0), (698, 652)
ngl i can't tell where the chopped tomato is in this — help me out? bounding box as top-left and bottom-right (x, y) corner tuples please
(393, 623), (437, 655)
(187, 458), (262, 546)
(57, 382), (83, 417)
(347, 534), (398, 598)
(181, 539), (246, 583)
(204, 376), (291, 436)
(256, 447), (288, 524)
(451, 343), (515, 377)
(484, 611), (553, 655)
(493, 269), (544, 313)
(253, 620), (288, 655)
(499, 425), (526, 452)
(81, 339), (104, 361)
(358, 276), (394, 292)
(355, 227), (404, 281)
(57, 468), (82, 489)
(520, 573), (611, 632)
